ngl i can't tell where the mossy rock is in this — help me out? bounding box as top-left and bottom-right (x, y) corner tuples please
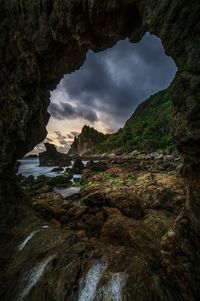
(47, 174), (73, 187)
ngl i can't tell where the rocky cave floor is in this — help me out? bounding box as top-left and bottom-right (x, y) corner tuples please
(2, 158), (186, 301)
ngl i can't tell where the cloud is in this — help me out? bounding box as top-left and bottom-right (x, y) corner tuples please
(49, 101), (99, 123)
(70, 131), (80, 137)
(57, 143), (71, 153)
(49, 32), (177, 132)
(67, 131), (80, 139)
(54, 130), (68, 145)
(46, 137), (53, 143)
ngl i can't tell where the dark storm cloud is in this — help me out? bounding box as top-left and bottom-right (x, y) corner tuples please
(49, 33), (177, 131)
(49, 102), (99, 123)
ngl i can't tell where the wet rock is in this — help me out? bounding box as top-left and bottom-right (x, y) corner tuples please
(21, 175), (35, 185)
(31, 192), (66, 220)
(67, 193), (81, 202)
(47, 174), (73, 187)
(16, 174), (26, 183)
(86, 160), (108, 172)
(39, 143), (71, 166)
(51, 167), (64, 172)
(100, 208), (160, 253)
(82, 192), (107, 208)
(72, 159), (84, 174)
(15, 161), (21, 173)
(36, 175), (48, 183)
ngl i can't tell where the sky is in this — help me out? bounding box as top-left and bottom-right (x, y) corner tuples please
(32, 32), (177, 154)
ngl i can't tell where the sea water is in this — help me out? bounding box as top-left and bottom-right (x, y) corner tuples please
(17, 158), (64, 177)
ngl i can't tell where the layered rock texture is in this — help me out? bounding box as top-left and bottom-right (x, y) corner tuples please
(68, 125), (107, 156)
(0, 1), (200, 300)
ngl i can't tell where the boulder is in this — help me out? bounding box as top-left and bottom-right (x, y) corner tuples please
(47, 174), (73, 187)
(72, 159), (84, 174)
(15, 161), (21, 173)
(39, 143), (71, 166)
(51, 167), (64, 172)
(82, 191), (107, 208)
(85, 160), (108, 172)
(21, 175), (35, 185)
(36, 175), (48, 183)
(16, 174), (25, 183)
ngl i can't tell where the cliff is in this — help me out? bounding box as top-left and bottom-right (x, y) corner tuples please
(68, 125), (107, 156)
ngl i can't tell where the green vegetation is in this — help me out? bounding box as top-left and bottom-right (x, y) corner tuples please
(93, 88), (175, 153)
(98, 171), (116, 180)
(126, 175), (137, 182)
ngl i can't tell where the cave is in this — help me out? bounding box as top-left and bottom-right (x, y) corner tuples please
(0, 1), (200, 300)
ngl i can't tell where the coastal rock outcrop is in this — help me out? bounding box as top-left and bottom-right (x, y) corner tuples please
(39, 143), (71, 166)
(72, 159), (85, 174)
(68, 125), (107, 156)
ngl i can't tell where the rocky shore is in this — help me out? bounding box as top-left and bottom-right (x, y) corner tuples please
(12, 153), (186, 300)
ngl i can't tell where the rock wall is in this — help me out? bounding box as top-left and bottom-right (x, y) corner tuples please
(0, 0), (200, 299)
(68, 125), (107, 156)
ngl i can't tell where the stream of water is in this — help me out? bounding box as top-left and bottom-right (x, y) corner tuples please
(17, 158), (89, 198)
(18, 255), (55, 301)
(78, 261), (107, 301)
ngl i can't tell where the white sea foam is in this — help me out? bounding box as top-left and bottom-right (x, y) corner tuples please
(18, 230), (39, 251)
(18, 255), (55, 301)
(42, 225), (49, 229)
(78, 261), (107, 301)
(103, 273), (126, 301)
(96, 272), (127, 301)
(18, 226), (49, 251)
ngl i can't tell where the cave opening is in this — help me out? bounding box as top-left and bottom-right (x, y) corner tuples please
(1, 1), (200, 300)
(17, 33), (178, 201)
(47, 33), (177, 154)
(18, 33), (177, 164)
(16, 32), (185, 239)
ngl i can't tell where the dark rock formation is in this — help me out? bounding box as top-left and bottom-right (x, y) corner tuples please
(24, 154), (38, 160)
(15, 160), (21, 173)
(86, 160), (108, 172)
(51, 167), (64, 172)
(39, 143), (71, 166)
(68, 125), (107, 156)
(0, 1), (200, 300)
(72, 159), (85, 174)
